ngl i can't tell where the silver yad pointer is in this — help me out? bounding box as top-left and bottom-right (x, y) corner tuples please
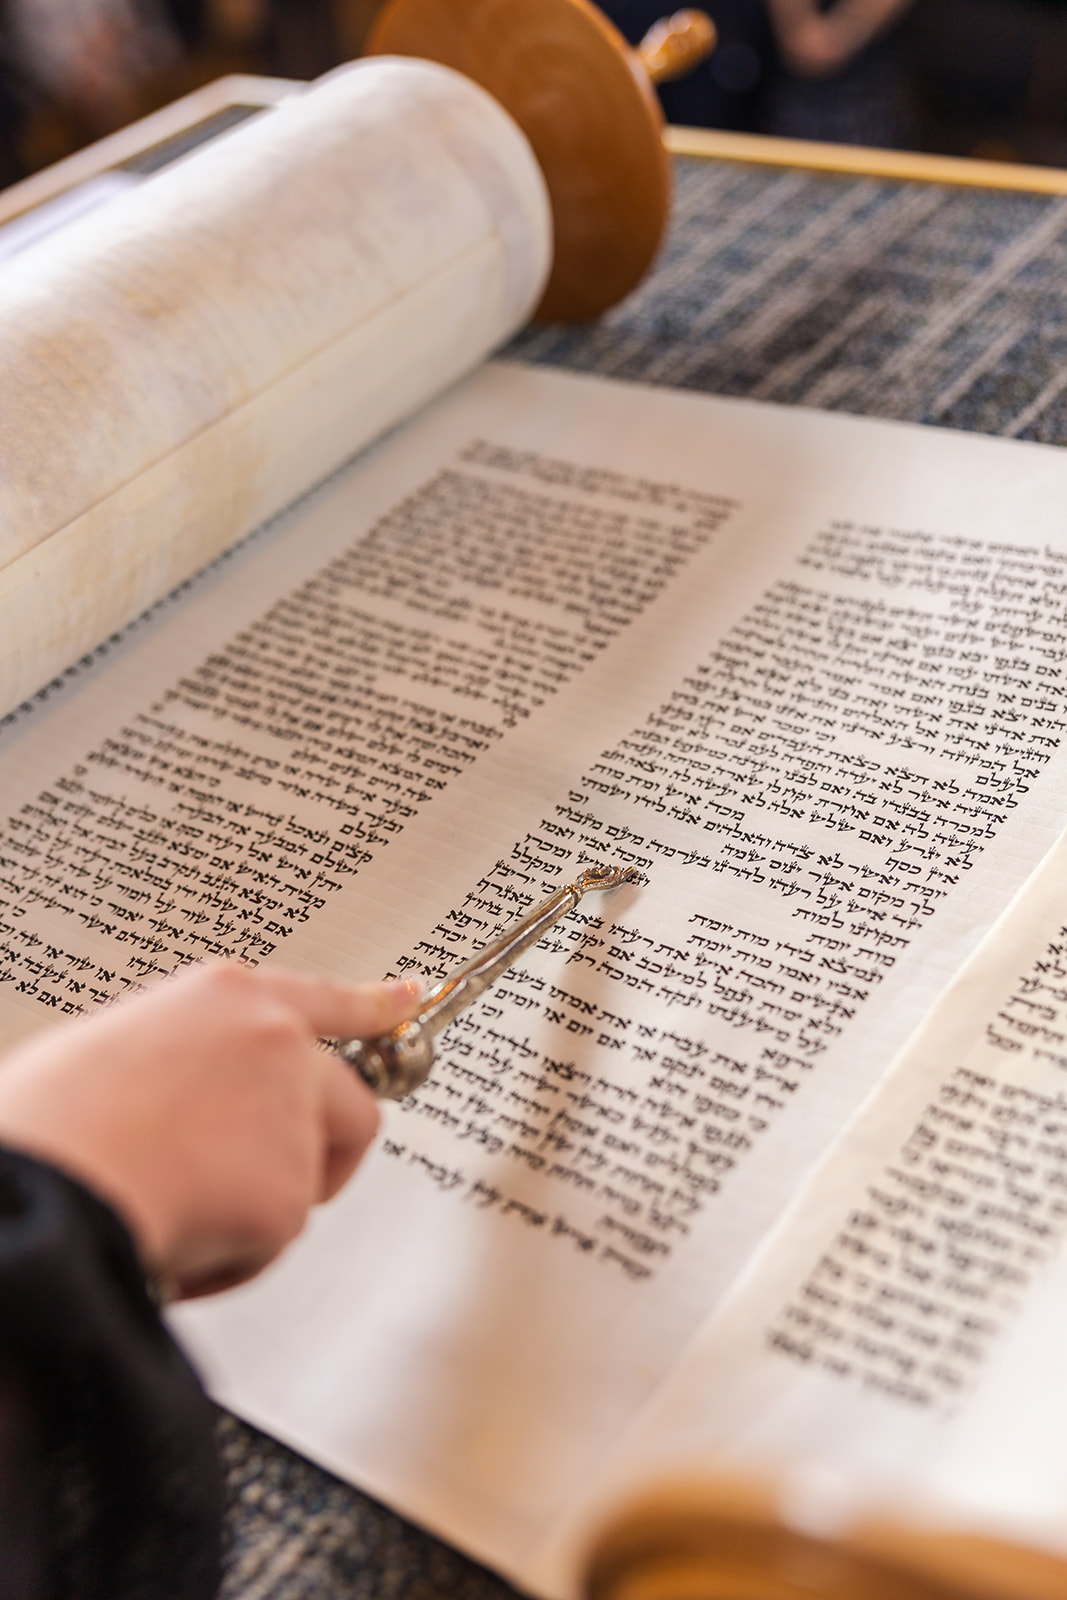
(340, 864), (641, 1100)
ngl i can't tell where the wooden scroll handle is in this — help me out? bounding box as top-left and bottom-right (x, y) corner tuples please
(637, 9), (716, 85)
(364, 0), (717, 321)
(584, 1477), (1067, 1600)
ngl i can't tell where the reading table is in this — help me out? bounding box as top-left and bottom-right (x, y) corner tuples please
(5, 74), (1067, 1600)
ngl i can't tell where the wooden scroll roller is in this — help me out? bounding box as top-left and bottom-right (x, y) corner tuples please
(366, 0), (716, 322)
(582, 1477), (1067, 1600)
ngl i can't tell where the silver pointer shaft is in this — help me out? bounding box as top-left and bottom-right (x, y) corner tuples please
(340, 864), (640, 1100)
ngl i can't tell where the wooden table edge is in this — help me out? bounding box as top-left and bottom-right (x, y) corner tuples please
(664, 123), (1067, 194)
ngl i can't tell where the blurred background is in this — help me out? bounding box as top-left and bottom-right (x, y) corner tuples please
(3, 0), (1067, 191)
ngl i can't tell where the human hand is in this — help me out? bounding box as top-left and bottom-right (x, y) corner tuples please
(769, 0), (915, 77)
(0, 963), (421, 1299)
(777, 12), (850, 76)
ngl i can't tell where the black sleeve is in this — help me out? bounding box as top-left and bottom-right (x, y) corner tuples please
(0, 1146), (223, 1600)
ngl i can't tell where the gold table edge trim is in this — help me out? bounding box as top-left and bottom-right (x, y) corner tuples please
(665, 122), (1067, 194)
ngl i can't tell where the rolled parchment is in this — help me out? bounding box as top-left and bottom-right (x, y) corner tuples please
(0, 58), (551, 718)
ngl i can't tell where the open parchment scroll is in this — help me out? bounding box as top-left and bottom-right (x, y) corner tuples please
(6, 60), (1067, 1600)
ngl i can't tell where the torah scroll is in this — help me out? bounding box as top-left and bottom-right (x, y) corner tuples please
(0, 59), (551, 719)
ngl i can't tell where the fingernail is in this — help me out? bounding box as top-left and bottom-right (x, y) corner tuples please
(388, 977), (423, 1001)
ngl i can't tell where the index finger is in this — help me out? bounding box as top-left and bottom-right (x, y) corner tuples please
(253, 969), (423, 1042)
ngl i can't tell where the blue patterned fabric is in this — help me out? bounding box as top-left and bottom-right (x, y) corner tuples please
(220, 151), (1067, 1599)
(513, 158), (1067, 442)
